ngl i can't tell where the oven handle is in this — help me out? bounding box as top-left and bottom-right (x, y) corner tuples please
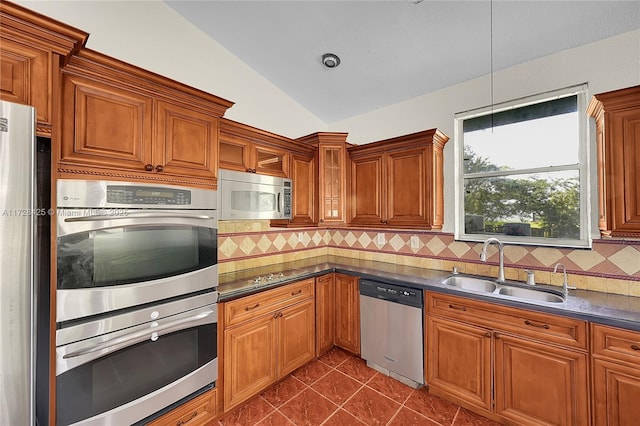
(64, 212), (215, 222)
(62, 309), (215, 360)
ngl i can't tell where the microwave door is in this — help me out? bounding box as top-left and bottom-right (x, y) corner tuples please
(223, 182), (281, 220)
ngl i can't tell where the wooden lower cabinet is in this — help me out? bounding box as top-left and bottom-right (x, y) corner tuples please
(426, 292), (589, 425)
(223, 280), (315, 411)
(592, 358), (640, 426)
(334, 273), (360, 354)
(426, 316), (492, 412)
(146, 388), (217, 426)
(315, 274), (335, 356)
(494, 333), (589, 426)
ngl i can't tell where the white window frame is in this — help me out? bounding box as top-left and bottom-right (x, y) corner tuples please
(453, 83), (591, 248)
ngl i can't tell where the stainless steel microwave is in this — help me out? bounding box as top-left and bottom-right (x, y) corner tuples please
(219, 169), (292, 220)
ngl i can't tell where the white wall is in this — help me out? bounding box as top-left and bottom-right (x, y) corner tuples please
(16, 0), (326, 138)
(329, 29), (640, 233)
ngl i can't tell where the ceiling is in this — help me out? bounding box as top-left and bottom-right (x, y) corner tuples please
(165, 1), (640, 123)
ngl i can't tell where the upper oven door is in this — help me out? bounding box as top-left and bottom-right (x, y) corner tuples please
(56, 209), (218, 323)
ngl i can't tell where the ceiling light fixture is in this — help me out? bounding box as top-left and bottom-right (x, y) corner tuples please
(322, 53), (341, 68)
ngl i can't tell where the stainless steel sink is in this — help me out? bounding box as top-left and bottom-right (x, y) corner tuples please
(497, 286), (565, 303)
(443, 276), (497, 293)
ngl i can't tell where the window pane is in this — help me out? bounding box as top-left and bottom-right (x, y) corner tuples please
(464, 171), (580, 240)
(463, 110), (579, 173)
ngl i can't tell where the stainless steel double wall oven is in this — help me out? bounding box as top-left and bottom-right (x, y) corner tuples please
(55, 180), (218, 426)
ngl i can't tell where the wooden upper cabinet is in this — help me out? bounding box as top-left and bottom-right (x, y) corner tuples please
(58, 49), (233, 187)
(587, 85), (640, 238)
(348, 129), (449, 228)
(219, 119), (292, 178)
(0, 1), (87, 136)
(297, 132), (350, 226)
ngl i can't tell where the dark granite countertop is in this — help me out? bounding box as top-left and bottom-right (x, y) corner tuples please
(218, 255), (640, 332)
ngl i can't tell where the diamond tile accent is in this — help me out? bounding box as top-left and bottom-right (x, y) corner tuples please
(426, 237), (447, 255)
(448, 241), (471, 258)
(389, 234), (406, 252)
(257, 235), (272, 253)
(567, 249), (606, 271)
(287, 233), (298, 248)
(332, 232), (344, 245)
(272, 234), (287, 251)
(531, 247), (564, 267)
(322, 231), (331, 244)
(505, 245), (529, 264)
(344, 231), (358, 247)
(239, 236), (257, 255)
(312, 231), (323, 246)
(358, 233), (373, 249)
(608, 246), (640, 275)
(219, 238), (238, 258)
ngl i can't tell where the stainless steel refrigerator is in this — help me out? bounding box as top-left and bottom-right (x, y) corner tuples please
(0, 100), (36, 425)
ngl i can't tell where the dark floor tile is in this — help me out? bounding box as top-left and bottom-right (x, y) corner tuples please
(318, 347), (352, 368)
(335, 357), (376, 384)
(321, 409), (366, 426)
(387, 406), (440, 426)
(311, 369), (363, 405)
(365, 373), (413, 403)
(261, 375), (308, 408)
(404, 387), (459, 425)
(279, 388), (338, 426)
(292, 359), (333, 385)
(342, 386), (400, 426)
(218, 395), (274, 426)
(255, 410), (295, 426)
(453, 408), (502, 426)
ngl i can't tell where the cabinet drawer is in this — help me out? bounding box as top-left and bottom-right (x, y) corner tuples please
(426, 292), (588, 350)
(592, 323), (640, 365)
(146, 388), (217, 426)
(224, 279), (315, 327)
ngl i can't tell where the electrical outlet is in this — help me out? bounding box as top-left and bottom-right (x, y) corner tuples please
(298, 232), (304, 242)
(377, 233), (386, 245)
(410, 235), (419, 249)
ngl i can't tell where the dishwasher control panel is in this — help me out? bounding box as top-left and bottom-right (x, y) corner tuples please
(359, 280), (423, 308)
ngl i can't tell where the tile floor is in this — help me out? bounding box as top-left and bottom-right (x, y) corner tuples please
(216, 347), (501, 426)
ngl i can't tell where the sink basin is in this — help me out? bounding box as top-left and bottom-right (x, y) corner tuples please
(497, 286), (565, 303)
(443, 276), (497, 293)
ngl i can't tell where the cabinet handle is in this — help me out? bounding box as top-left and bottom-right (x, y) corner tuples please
(273, 311), (283, 319)
(155, 165), (164, 172)
(144, 164), (154, 171)
(524, 320), (550, 330)
(244, 303), (260, 311)
(176, 411), (198, 426)
(447, 304), (467, 312)
(631, 344), (640, 351)
(494, 332), (501, 339)
(484, 332), (492, 338)
(291, 289), (302, 296)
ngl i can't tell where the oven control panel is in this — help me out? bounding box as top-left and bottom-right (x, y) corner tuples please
(107, 185), (192, 205)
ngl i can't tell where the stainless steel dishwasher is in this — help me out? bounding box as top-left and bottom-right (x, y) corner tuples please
(359, 280), (424, 387)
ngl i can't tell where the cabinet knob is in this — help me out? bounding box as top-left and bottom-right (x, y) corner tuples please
(144, 164), (154, 171)
(155, 165), (164, 172)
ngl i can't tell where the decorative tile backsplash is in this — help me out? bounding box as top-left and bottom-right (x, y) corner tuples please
(218, 222), (640, 296)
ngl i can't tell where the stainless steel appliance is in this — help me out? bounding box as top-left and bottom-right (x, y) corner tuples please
(359, 280), (424, 387)
(0, 100), (36, 426)
(219, 169), (292, 220)
(55, 292), (218, 426)
(56, 180), (218, 322)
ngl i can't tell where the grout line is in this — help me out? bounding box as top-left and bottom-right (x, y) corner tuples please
(450, 406), (461, 425)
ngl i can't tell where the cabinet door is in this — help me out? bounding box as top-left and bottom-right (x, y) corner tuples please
(315, 274), (335, 356)
(219, 137), (253, 173)
(426, 315), (492, 412)
(156, 101), (218, 180)
(254, 144), (289, 177)
(288, 152), (317, 225)
(334, 274), (360, 354)
(223, 315), (277, 410)
(593, 358), (640, 426)
(349, 154), (385, 225)
(319, 144), (346, 224)
(59, 73), (154, 172)
(494, 333), (589, 426)
(386, 147), (430, 227)
(278, 299), (316, 377)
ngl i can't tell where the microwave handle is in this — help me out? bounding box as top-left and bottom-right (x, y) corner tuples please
(62, 310), (215, 360)
(277, 192), (281, 214)
(64, 212), (215, 222)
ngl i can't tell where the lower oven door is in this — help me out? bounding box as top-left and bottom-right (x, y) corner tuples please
(55, 298), (217, 426)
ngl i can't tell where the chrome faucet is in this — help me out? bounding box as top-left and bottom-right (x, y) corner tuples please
(553, 263), (574, 298)
(480, 237), (505, 282)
